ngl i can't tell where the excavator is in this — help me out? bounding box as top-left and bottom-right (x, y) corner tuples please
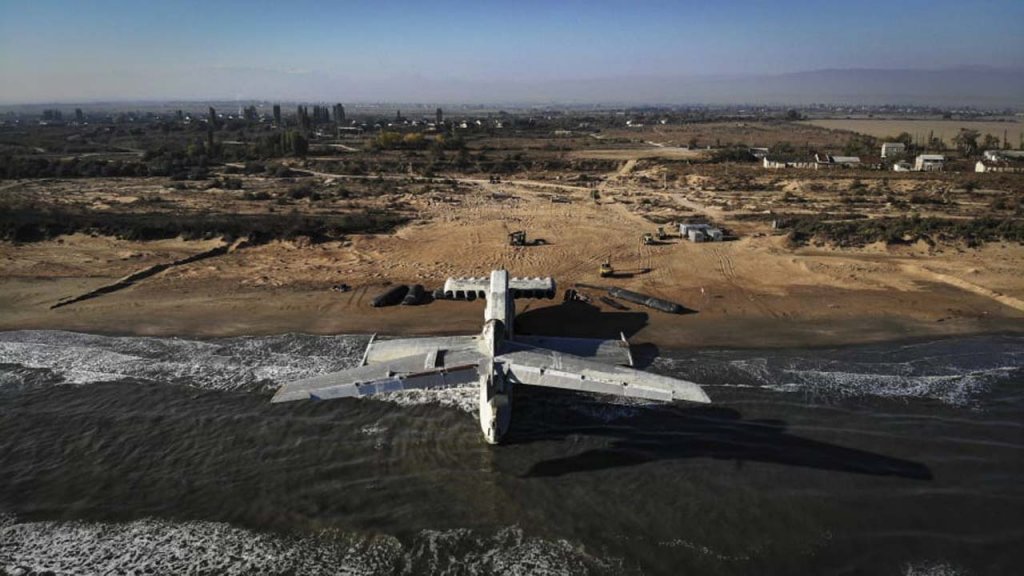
(508, 231), (527, 246)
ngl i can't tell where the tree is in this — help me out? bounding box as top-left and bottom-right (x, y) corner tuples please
(980, 134), (1001, 152)
(953, 129), (980, 156)
(455, 148), (471, 169)
(291, 132), (308, 156)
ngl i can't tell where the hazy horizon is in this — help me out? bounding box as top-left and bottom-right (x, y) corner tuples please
(1, 0), (1022, 106)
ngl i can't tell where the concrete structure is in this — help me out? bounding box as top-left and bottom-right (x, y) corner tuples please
(816, 153), (861, 167)
(914, 154), (945, 172)
(983, 149), (1024, 162)
(680, 223), (723, 242)
(442, 275), (555, 300)
(881, 142), (906, 158)
(831, 155), (862, 166)
(272, 270), (709, 444)
(976, 160), (1024, 173)
(763, 157), (816, 169)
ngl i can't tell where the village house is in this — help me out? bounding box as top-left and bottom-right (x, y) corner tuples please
(763, 156), (816, 169)
(880, 142), (906, 158)
(914, 154), (945, 172)
(815, 153), (861, 167)
(976, 150), (1024, 173)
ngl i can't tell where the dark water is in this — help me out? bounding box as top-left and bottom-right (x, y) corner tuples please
(0, 331), (1021, 575)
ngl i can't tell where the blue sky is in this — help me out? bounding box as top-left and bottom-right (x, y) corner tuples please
(1, 0), (1022, 103)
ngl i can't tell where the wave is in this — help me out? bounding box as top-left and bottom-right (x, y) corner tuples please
(0, 514), (622, 576)
(2, 330), (1021, 412)
(0, 330), (367, 393)
(653, 336), (1024, 407)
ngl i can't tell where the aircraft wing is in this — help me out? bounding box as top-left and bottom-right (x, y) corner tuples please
(272, 348), (484, 403)
(363, 334), (480, 364)
(497, 348), (710, 404)
(508, 333), (633, 366)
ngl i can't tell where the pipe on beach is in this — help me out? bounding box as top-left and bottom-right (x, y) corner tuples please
(371, 285), (409, 307)
(608, 287), (685, 314)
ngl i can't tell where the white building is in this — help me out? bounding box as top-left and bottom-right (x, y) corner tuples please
(831, 155), (862, 166)
(881, 142), (906, 158)
(763, 157), (816, 169)
(983, 150), (1024, 162)
(679, 223), (723, 242)
(976, 159), (1024, 173)
(914, 154), (945, 172)
(815, 153), (861, 167)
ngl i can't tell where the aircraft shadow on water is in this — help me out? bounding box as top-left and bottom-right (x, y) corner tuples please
(505, 392), (934, 481)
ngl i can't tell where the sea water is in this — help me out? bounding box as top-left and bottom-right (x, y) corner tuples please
(1, 331), (1021, 575)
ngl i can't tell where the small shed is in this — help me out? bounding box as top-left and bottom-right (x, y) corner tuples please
(680, 223), (723, 242)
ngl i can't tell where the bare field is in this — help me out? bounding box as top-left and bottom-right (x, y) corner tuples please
(598, 122), (857, 150)
(802, 119), (1023, 145)
(569, 147), (707, 161)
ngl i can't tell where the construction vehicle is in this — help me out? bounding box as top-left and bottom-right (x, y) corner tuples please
(508, 231), (527, 246)
(599, 259), (614, 278)
(656, 226), (667, 241)
(642, 233), (655, 245)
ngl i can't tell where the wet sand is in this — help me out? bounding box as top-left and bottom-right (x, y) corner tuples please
(1, 274), (1022, 349)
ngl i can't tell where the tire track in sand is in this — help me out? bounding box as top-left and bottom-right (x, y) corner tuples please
(711, 246), (783, 319)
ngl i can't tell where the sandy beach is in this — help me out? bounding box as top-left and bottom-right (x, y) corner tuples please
(2, 174), (1022, 349)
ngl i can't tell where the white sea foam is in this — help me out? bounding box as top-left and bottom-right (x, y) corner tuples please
(0, 331), (487, 415)
(653, 344), (1022, 407)
(567, 395), (660, 422)
(903, 560), (968, 576)
(0, 515), (618, 576)
(378, 384), (480, 414)
(0, 330), (366, 392)
(768, 366), (1015, 407)
(657, 538), (753, 562)
(2, 330), (1019, 411)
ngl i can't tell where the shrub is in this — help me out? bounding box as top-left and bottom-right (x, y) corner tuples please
(0, 206), (410, 244)
(781, 215), (1024, 248)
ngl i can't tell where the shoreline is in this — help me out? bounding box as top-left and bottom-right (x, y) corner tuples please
(2, 281), (1022, 351)
(2, 322), (1021, 353)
